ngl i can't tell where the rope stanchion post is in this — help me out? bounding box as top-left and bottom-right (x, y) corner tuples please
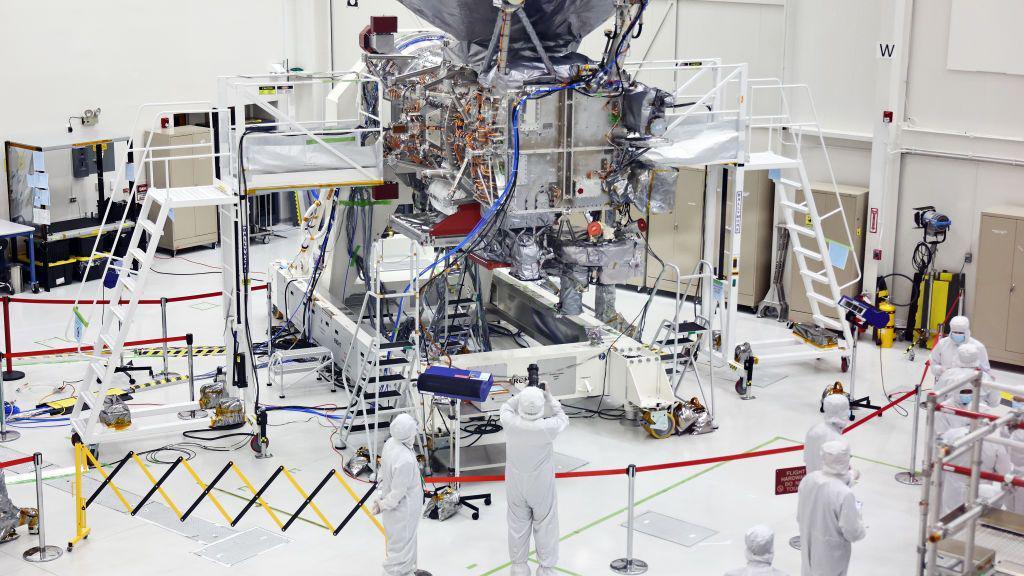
(896, 382), (925, 486)
(0, 355), (20, 442)
(177, 334), (206, 420)
(159, 297), (170, 377)
(22, 453), (62, 563)
(610, 464), (647, 575)
(1, 297), (24, 381)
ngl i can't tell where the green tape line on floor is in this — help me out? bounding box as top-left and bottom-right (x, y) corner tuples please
(776, 435), (907, 471)
(477, 436), (787, 576)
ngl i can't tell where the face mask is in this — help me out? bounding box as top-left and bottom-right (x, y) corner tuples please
(958, 394), (973, 406)
(951, 333), (967, 344)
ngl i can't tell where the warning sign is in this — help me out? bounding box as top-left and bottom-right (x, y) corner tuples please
(775, 466), (807, 495)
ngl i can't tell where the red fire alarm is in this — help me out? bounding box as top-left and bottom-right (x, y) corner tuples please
(882, 110), (893, 124)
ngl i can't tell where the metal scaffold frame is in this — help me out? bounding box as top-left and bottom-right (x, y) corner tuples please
(919, 369), (1024, 575)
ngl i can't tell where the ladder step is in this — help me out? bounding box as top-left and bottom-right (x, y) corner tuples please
(799, 269), (829, 284)
(362, 312), (394, 320)
(121, 276), (137, 293)
(793, 247), (823, 262)
(786, 225), (816, 238)
(658, 336), (695, 347)
(139, 220), (159, 236)
(447, 298), (475, 306)
(364, 373), (406, 384)
(89, 362), (107, 378)
(444, 312), (471, 321)
(379, 341), (412, 351)
(660, 352), (691, 362)
(813, 314), (844, 331)
(780, 200), (809, 214)
(109, 304), (128, 322)
(355, 405), (414, 418)
(779, 178), (803, 189)
(128, 248), (147, 263)
(347, 421), (390, 434)
(807, 292), (839, 308)
(377, 357), (409, 367)
(674, 321), (706, 333)
(361, 389), (403, 400)
(99, 334), (118, 353)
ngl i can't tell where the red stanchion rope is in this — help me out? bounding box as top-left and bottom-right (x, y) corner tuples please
(0, 456), (35, 470)
(7, 284), (267, 306)
(6, 335), (188, 360)
(424, 387), (920, 485)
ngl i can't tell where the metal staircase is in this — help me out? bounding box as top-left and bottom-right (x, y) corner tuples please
(777, 167), (855, 346)
(337, 243), (427, 471)
(67, 104), (238, 445)
(70, 183), (236, 444)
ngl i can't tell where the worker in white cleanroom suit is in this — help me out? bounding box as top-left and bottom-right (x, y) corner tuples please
(930, 316), (991, 382)
(724, 524), (791, 576)
(805, 394), (850, 475)
(797, 440), (866, 576)
(940, 425), (1012, 517)
(500, 385), (569, 576)
(934, 345), (997, 438)
(370, 413), (428, 576)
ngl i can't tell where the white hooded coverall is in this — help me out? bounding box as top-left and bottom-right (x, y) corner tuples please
(934, 344), (996, 438)
(930, 316), (991, 382)
(940, 426), (1012, 517)
(804, 395), (849, 475)
(796, 440), (866, 576)
(724, 524), (791, 576)
(500, 386), (569, 576)
(372, 413), (424, 576)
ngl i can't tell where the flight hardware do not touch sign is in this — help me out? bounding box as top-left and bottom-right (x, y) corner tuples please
(775, 466), (806, 495)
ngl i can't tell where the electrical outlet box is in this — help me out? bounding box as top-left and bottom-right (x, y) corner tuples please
(964, 252), (973, 264)
(873, 249), (883, 261)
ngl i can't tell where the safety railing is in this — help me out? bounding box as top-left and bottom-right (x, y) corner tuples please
(68, 441), (384, 549)
(0, 285), (267, 377)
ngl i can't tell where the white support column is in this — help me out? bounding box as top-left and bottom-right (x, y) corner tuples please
(864, 0), (914, 296)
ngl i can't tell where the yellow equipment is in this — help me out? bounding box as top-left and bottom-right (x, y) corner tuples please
(875, 289), (896, 349)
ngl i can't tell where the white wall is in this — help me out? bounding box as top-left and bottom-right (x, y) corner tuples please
(0, 0), (288, 218)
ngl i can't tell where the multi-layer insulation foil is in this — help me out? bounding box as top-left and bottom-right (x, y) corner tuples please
(397, 0), (615, 68)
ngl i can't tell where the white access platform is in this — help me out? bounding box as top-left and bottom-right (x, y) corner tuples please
(147, 181), (238, 208)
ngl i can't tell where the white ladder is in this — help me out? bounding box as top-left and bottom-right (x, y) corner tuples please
(70, 183), (236, 444)
(776, 166), (854, 346)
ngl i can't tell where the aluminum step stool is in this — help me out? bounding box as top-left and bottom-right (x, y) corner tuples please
(268, 346), (335, 399)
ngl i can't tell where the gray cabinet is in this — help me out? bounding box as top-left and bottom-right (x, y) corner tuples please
(786, 182), (868, 324)
(144, 126), (218, 252)
(974, 206), (1024, 366)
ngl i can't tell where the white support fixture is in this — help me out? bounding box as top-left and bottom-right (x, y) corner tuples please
(68, 105), (237, 444)
(268, 346), (334, 399)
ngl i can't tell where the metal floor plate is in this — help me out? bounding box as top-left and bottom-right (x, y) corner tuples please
(623, 511), (717, 547)
(194, 527), (289, 566)
(137, 502), (236, 545)
(554, 452), (589, 473)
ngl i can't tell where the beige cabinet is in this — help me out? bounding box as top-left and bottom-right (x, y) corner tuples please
(144, 126), (218, 252)
(786, 182), (868, 324)
(640, 167), (706, 294)
(973, 206), (1024, 365)
(634, 168), (774, 305)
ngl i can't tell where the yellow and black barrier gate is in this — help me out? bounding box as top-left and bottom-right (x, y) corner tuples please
(68, 442), (382, 551)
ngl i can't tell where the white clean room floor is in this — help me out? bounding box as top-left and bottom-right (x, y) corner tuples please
(1, 227), (1021, 576)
